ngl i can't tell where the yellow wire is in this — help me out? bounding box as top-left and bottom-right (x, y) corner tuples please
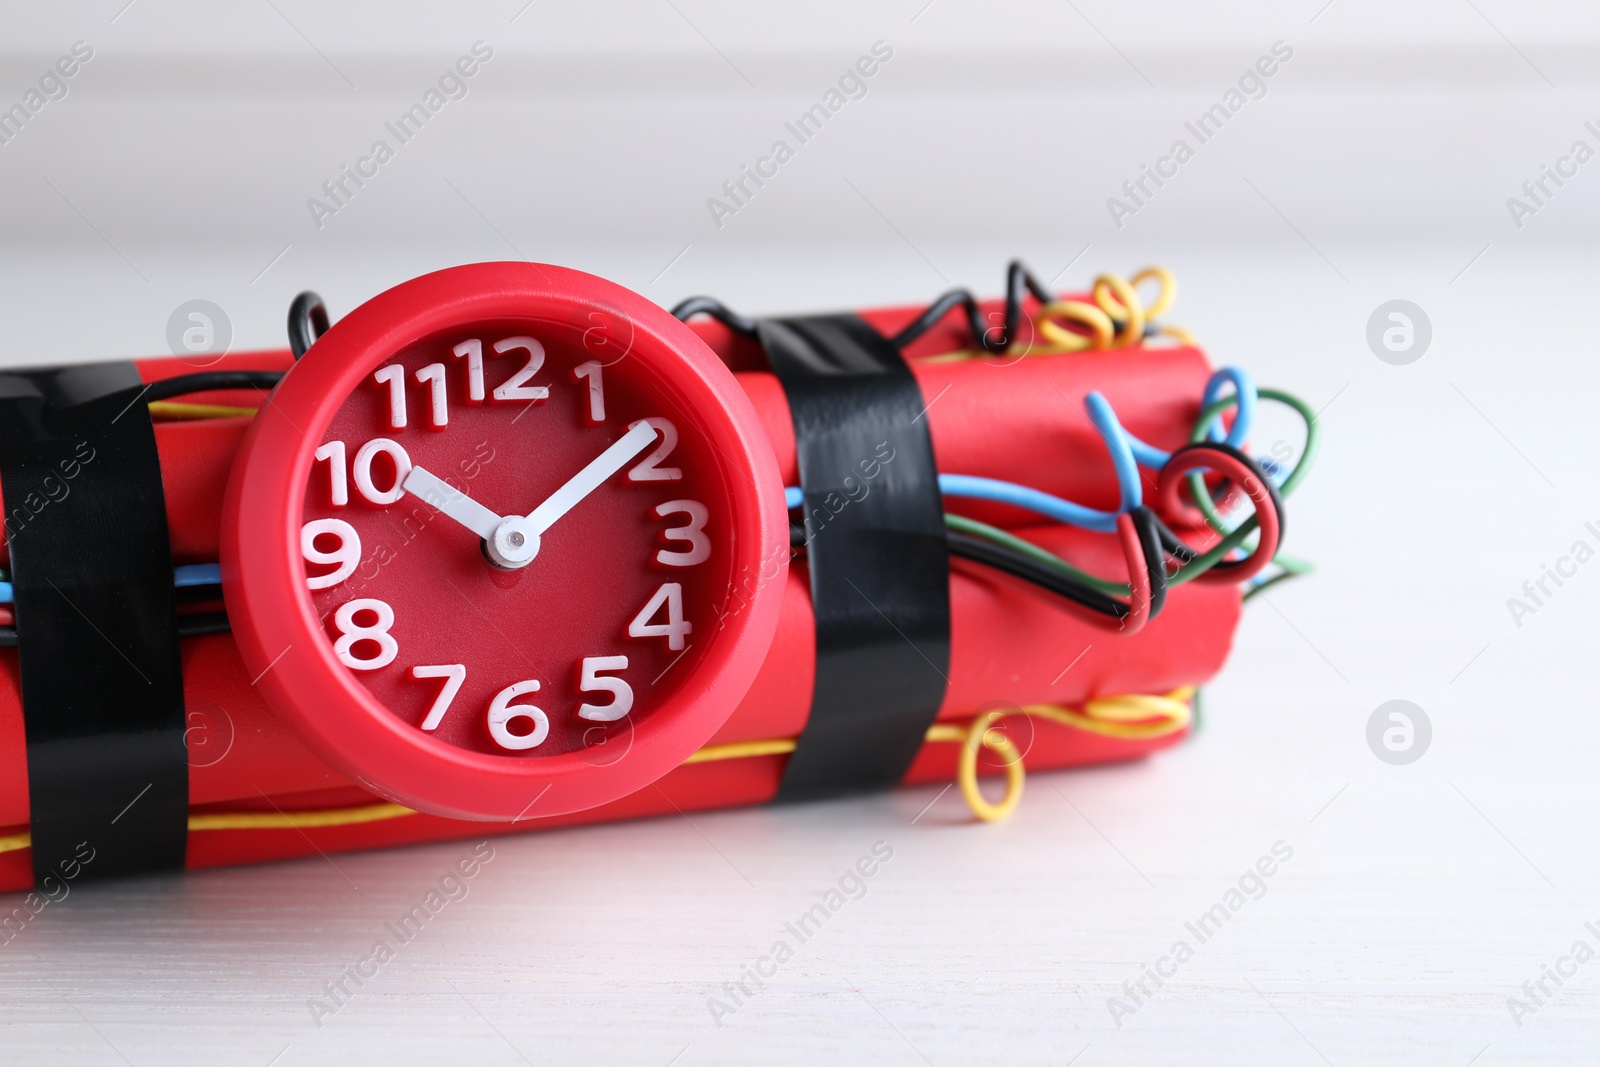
(960, 265), (1187, 360)
(1093, 273), (1146, 348)
(683, 738), (797, 763)
(1036, 299), (1115, 351)
(924, 687), (1194, 823)
(929, 713), (1029, 821)
(186, 802), (416, 831)
(1131, 265), (1177, 320)
(0, 687), (1194, 853)
(148, 400), (260, 420)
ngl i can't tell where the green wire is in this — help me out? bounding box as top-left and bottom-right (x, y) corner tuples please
(946, 494), (1260, 592)
(1244, 569), (1299, 602)
(946, 385), (1319, 591)
(946, 512), (1131, 596)
(1241, 555), (1315, 602)
(1187, 386), (1319, 534)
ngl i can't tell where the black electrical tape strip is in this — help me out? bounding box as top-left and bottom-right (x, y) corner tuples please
(758, 314), (952, 801)
(0, 363), (188, 885)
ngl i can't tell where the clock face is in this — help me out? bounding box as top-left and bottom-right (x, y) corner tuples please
(299, 318), (732, 763)
(222, 263), (786, 820)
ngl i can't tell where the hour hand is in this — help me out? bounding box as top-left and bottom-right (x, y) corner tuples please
(403, 465), (503, 540)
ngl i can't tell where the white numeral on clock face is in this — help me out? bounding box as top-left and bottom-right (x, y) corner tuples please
(302, 518), (361, 589)
(373, 365), (407, 429)
(654, 500), (709, 566)
(334, 598), (399, 670)
(628, 582), (691, 651)
(314, 441), (348, 506)
(627, 418), (681, 481)
(352, 438), (412, 505)
(487, 680), (548, 750)
(491, 336), (549, 402)
(452, 338), (485, 402)
(412, 664), (466, 730)
(572, 360), (604, 422)
(415, 363), (448, 428)
(577, 656), (633, 721)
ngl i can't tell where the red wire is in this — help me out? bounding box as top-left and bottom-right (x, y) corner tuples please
(951, 513), (1155, 636)
(1114, 512), (1151, 635)
(1154, 448), (1280, 585)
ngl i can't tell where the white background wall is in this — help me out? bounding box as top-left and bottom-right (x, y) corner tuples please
(1, 1), (1599, 353)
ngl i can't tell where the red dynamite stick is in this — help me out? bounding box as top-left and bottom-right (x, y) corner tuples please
(0, 296), (1240, 890)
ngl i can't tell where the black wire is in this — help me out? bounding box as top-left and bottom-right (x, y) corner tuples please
(288, 291), (331, 360)
(794, 520), (1125, 617)
(1129, 506), (1168, 620)
(888, 261), (1055, 354)
(177, 612), (231, 637)
(0, 610), (231, 647)
(673, 261), (1059, 356)
(141, 370), (284, 403)
(795, 511), (1167, 623)
(670, 296), (759, 338)
(1151, 514), (1199, 564)
(946, 529), (1129, 620)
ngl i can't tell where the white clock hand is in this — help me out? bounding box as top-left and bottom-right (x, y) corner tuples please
(437, 421), (658, 570)
(525, 420), (658, 536)
(402, 465), (504, 540)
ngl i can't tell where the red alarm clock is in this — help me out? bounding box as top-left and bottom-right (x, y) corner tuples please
(220, 263), (787, 821)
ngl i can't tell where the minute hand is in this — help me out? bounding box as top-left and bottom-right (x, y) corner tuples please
(526, 420), (658, 535)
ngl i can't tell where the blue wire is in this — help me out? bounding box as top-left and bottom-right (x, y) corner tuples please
(1122, 433), (1171, 471)
(0, 563), (224, 605)
(936, 474), (1121, 533)
(1084, 391), (1141, 512)
(1121, 365), (1259, 470)
(788, 475), (1120, 532)
(783, 388), (1149, 532)
(176, 563), (222, 587)
(782, 379), (1270, 531)
(1199, 366), (1256, 447)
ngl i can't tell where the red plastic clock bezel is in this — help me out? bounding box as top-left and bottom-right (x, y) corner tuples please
(220, 262), (787, 821)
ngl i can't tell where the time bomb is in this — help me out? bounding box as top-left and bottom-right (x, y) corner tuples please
(0, 260), (1313, 889)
